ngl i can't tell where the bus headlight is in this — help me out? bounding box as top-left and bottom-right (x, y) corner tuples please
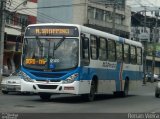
(63, 73), (79, 84)
(21, 72), (34, 82)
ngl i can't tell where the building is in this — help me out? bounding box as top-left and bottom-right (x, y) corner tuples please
(130, 27), (150, 42)
(3, 0), (37, 75)
(130, 12), (160, 75)
(37, 0), (131, 38)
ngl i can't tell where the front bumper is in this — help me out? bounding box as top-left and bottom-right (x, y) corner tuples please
(21, 80), (91, 94)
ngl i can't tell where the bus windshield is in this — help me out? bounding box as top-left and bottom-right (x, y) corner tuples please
(22, 38), (79, 71)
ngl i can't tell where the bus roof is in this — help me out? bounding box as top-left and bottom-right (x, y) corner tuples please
(27, 23), (143, 48)
(80, 25), (143, 48)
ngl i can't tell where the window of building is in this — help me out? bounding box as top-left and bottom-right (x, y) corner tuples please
(5, 12), (28, 27)
(6, 12), (14, 25)
(90, 35), (98, 59)
(99, 38), (107, 61)
(88, 7), (95, 19)
(108, 40), (116, 61)
(95, 8), (104, 21)
(20, 15), (28, 26)
(105, 11), (112, 22)
(115, 14), (123, 24)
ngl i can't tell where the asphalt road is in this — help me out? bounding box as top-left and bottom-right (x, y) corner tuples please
(0, 82), (159, 113)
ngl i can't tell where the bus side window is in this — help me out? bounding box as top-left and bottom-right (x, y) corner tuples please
(137, 47), (142, 65)
(130, 45), (137, 64)
(99, 37), (107, 61)
(116, 42), (123, 62)
(90, 35), (98, 60)
(108, 40), (116, 62)
(82, 36), (90, 65)
(124, 44), (130, 64)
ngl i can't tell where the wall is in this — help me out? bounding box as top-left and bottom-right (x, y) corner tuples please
(72, 0), (87, 25)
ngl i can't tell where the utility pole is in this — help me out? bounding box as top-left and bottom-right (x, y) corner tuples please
(151, 10), (159, 82)
(142, 6), (147, 84)
(0, 0), (6, 82)
(105, 0), (119, 35)
(112, 0), (116, 35)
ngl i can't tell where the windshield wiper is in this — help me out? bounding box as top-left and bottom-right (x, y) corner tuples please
(35, 36), (43, 57)
(54, 36), (65, 50)
(36, 36), (43, 48)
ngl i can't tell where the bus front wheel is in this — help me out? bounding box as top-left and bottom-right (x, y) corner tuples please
(2, 90), (8, 94)
(82, 79), (96, 101)
(39, 93), (51, 100)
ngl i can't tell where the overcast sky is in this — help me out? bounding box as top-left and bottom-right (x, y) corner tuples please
(127, 0), (160, 7)
(126, 0), (160, 14)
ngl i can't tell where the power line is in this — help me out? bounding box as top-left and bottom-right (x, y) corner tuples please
(8, 1), (64, 23)
(12, 2), (62, 22)
(16, 3), (86, 11)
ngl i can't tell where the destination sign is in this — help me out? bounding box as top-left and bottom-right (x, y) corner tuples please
(25, 58), (47, 65)
(25, 26), (79, 37)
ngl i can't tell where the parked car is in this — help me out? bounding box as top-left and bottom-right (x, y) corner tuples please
(146, 73), (160, 82)
(154, 74), (160, 81)
(1, 70), (22, 94)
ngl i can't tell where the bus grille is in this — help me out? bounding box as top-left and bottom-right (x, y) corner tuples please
(37, 84), (58, 89)
(35, 79), (61, 82)
(30, 72), (67, 78)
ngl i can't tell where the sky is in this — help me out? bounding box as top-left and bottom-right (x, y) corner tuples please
(126, 0), (160, 12)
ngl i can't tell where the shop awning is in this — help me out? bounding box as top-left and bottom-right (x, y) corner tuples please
(5, 26), (21, 36)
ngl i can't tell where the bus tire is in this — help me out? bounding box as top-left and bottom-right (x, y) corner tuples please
(39, 93), (51, 100)
(2, 90), (8, 94)
(155, 93), (159, 98)
(122, 79), (129, 97)
(82, 79), (97, 101)
(155, 89), (159, 98)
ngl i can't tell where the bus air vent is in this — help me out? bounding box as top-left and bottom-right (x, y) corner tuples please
(37, 84), (58, 89)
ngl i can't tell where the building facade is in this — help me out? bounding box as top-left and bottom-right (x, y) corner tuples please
(3, 0), (37, 75)
(37, 0), (131, 38)
(130, 27), (150, 42)
(130, 13), (160, 74)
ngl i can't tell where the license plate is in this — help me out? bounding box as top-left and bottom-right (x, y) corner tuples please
(7, 85), (16, 91)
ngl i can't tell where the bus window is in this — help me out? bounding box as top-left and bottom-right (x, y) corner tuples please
(90, 35), (98, 60)
(130, 45), (137, 64)
(99, 38), (107, 61)
(124, 44), (130, 64)
(82, 36), (90, 65)
(116, 43), (123, 62)
(137, 47), (142, 65)
(108, 40), (116, 61)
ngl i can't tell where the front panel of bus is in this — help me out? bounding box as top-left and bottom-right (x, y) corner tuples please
(20, 25), (87, 94)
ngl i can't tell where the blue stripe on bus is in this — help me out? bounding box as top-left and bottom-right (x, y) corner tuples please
(118, 37), (125, 44)
(21, 66), (143, 91)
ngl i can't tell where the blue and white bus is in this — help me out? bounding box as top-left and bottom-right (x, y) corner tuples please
(20, 23), (143, 101)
